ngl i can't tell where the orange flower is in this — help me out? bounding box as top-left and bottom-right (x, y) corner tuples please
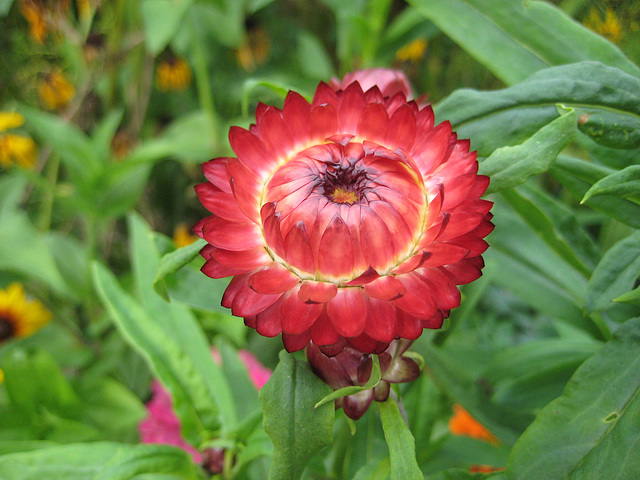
(173, 223), (198, 248)
(235, 24), (270, 71)
(156, 56), (192, 92)
(449, 404), (499, 445)
(38, 71), (75, 110)
(469, 465), (504, 473)
(19, 0), (47, 43)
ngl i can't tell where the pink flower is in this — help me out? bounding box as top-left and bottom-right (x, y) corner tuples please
(139, 349), (271, 462)
(329, 68), (413, 99)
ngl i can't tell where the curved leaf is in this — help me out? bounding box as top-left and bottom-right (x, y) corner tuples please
(505, 317), (640, 480)
(409, 0), (640, 85)
(436, 62), (640, 156)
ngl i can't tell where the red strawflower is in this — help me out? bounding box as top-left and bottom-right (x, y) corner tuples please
(195, 69), (493, 355)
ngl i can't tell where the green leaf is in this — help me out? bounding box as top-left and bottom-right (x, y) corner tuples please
(314, 355), (382, 409)
(91, 108), (125, 163)
(480, 109), (576, 193)
(296, 31), (335, 80)
(0, 175), (74, 298)
(259, 350), (334, 480)
(153, 239), (206, 300)
(217, 340), (260, 421)
(425, 469), (501, 480)
(582, 165), (640, 202)
(0, 442), (204, 479)
(92, 261), (219, 447)
(436, 62), (640, 157)
(141, 0), (195, 55)
(127, 112), (217, 165)
(408, 0), (640, 85)
(585, 231), (640, 313)
(0, 0), (15, 16)
(505, 317), (640, 479)
(20, 105), (100, 182)
(127, 214), (236, 430)
(501, 187), (590, 276)
(376, 397), (423, 480)
(614, 286), (640, 305)
(551, 156), (640, 229)
(576, 107), (640, 149)
(2, 349), (80, 421)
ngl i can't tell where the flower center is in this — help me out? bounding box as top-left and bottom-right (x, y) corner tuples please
(0, 316), (15, 342)
(330, 187), (358, 204)
(318, 162), (370, 205)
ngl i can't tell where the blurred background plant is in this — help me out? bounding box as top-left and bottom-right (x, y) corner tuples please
(0, 0), (639, 479)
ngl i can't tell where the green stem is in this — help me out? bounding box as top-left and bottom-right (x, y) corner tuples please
(191, 31), (221, 148)
(37, 153), (60, 232)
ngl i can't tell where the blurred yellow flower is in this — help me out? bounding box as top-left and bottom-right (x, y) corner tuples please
(235, 25), (270, 71)
(448, 404), (499, 445)
(19, 0), (47, 43)
(395, 38), (428, 65)
(584, 7), (622, 43)
(0, 283), (52, 344)
(173, 223), (198, 248)
(0, 368), (4, 384)
(156, 56), (192, 92)
(0, 112), (38, 169)
(0, 112), (25, 132)
(38, 71), (76, 110)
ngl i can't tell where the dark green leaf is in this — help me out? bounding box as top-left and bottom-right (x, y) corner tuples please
(259, 351), (334, 480)
(551, 156), (640, 229)
(0, 442), (204, 479)
(408, 0), (640, 85)
(376, 397), (423, 480)
(586, 231), (640, 313)
(501, 187), (590, 276)
(436, 62), (640, 156)
(505, 317), (640, 479)
(576, 107), (640, 149)
(480, 110), (576, 193)
(581, 165), (640, 202)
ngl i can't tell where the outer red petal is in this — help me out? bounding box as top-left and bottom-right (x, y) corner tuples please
(326, 288), (367, 337)
(281, 288), (323, 334)
(365, 297), (398, 342)
(310, 310), (341, 346)
(248, 262), (299, 294)
(364, 275), (405, 300)
(298, 281), (338, 303)
(202, 218), (262, 251)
